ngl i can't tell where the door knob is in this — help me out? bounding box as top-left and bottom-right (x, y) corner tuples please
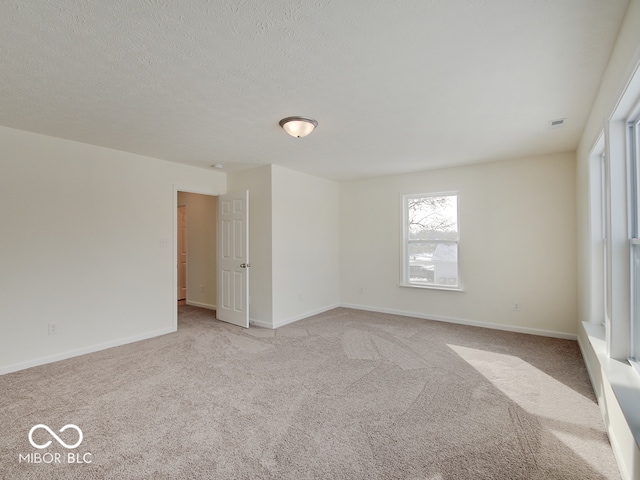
(240, 263), (251, 268)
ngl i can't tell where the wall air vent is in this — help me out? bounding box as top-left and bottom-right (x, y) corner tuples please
(548, 118), (567, 129)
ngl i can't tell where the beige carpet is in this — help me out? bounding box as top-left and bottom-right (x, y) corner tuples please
(0, 306), (620, 479)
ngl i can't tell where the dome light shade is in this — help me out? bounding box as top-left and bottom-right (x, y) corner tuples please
(279, 117), (318, 138)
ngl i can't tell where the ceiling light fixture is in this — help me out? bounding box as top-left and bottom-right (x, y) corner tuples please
(279, 116), (318, 138)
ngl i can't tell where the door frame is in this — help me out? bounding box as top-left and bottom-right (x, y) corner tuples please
(172, 185), (222, 330)
(177, 205), (187, 303)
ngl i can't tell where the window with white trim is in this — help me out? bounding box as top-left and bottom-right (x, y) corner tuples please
(401, 192), (460, 290)
(602, 153), (609, 327)
(629, 116), (640, 370)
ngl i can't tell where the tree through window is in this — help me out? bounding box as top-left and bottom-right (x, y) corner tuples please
(402, 193), (460, 289)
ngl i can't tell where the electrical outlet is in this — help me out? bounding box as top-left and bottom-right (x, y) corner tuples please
(48, 323), (58, 335)
(200, 285), (204, 292)
(513, 302), (520, 311)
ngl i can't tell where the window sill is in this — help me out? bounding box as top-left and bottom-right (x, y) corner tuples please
(583, 321), (640, 450)
(400, 283), (464, 293)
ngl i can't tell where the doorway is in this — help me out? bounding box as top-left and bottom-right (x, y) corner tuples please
(176, 191), (218, 318)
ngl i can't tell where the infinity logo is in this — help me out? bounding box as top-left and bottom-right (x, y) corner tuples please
(28, 424), (83, 449)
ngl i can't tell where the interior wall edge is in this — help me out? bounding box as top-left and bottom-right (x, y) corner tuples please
(339, 303), (578, 341)
(0, 327), (176, 376)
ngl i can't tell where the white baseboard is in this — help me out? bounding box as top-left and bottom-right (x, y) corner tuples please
(340, 303), (578, 340)
(249, 318), (272, 329)
(249, 304), (341, 330)
(272, 304), (341, 329)
(1, 303), (577, 375)
(186, 300), (216, 310)
(251, 302), (578, 339)
(0, 327), (176, 376)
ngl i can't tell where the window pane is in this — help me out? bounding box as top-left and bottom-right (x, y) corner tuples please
(602, 154), (609, 326)
(408, 195), (458, 241)
(408, 241), (458, 287)
(635, 120), (640, 235)
(631, 119), (640, 364)
(632, 243), (640, 363)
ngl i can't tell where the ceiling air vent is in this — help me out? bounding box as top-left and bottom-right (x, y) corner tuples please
(548, 118), (567, 129)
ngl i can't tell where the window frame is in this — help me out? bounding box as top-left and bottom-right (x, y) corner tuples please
(400, 191), (462, 292)
(628, 115), (640, 373)
(601, 152), (609, 328)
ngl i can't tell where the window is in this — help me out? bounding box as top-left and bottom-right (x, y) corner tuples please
(401, 192), (460, 290)
(629, 117), (640, 370)
(601, 153), (609, 327)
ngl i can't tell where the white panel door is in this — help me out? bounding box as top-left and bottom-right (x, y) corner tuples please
(216, 190), (249, 328)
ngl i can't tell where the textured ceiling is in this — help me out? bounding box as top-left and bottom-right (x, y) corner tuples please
(0, 0), (630, 180)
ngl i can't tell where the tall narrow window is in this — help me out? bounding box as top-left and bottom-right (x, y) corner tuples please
(402, 192), (460, 290)
(602, 153), (609, 327)
(629, 118), (640, 371)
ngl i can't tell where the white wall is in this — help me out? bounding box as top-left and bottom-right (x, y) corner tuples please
(228, 164), (341, 328)
(340, 152), (578, 337)
(177, 192), (217, 309)
(271, 165), (340, 326)
(0, 126), (226, 374)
